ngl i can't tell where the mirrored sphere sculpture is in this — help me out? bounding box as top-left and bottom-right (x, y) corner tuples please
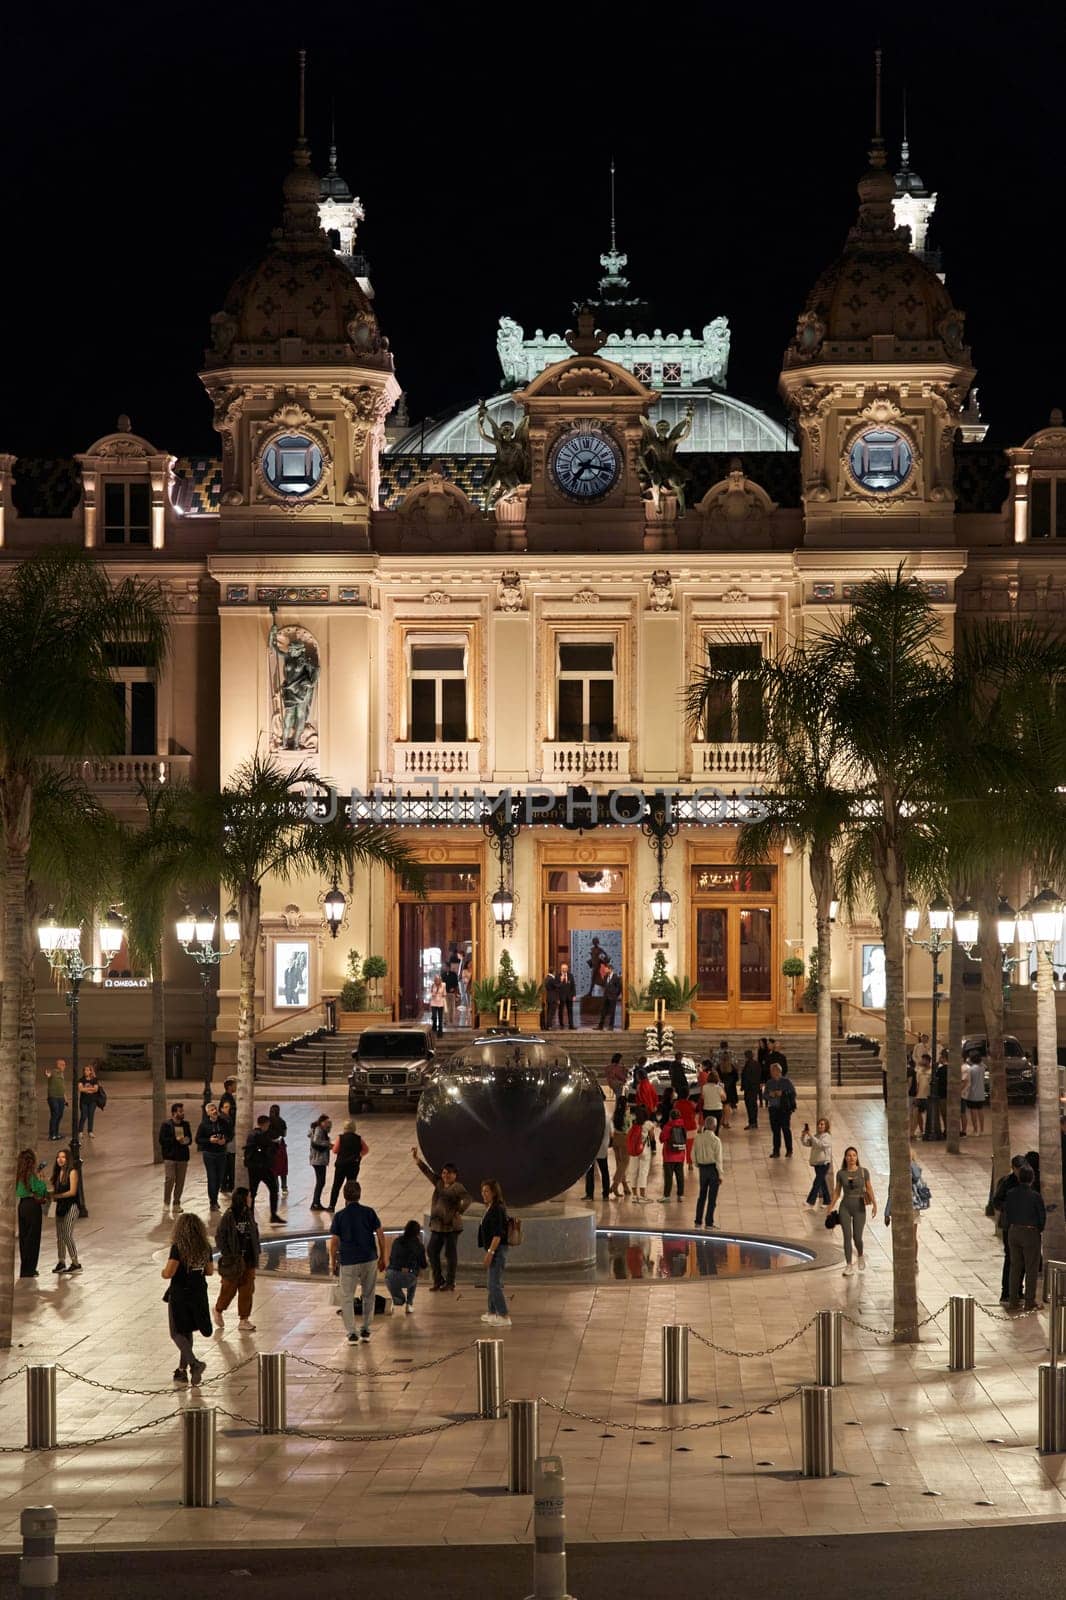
(416, 1034), (605, 1207)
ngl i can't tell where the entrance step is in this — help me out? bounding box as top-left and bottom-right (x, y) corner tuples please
(255, 1026), (881, 1088)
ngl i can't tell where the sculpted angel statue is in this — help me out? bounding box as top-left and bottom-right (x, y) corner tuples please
(476, 400), (531, 507)
(639, 405), (695, 513)
(268, 600), (320, 751)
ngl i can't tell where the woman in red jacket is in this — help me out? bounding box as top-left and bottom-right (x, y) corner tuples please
(675, 1091), (699, 1170)
(634, 1067), (659, 1117)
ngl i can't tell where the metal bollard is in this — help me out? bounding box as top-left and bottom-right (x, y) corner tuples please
(800, 1386), (834, 1478)
(257, 1352), (286, 1434)
(1038, 1363), (1058, 1454)
(25, 1365), (57, 1450)
(508, 1398), (539, 1494)
(18, 1506), (58, 1599)
(814, 1310), (842, 1387)
(524, 1455), (575, 1600)
(1047, 1260), (1066, 1366)
(181, 1407), (217, 1507)
(476, 1338), (505, 1420)
(661, 1323), (690, 1405)
(948, 1294), (975, 1372)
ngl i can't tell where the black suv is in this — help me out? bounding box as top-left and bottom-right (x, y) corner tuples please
(961, 1034), (1037, 1104)
(349, 1027), (435, 1112)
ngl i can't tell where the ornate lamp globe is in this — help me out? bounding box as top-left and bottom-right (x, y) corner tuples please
(928, 897), (953, 933)
(175, 908), (196, 946)
(222, 907), (240, 945)
(194, 907), (217, 945)
(953, 901), (979, 947)
(650, 883), (673, 929)
(491, 886), (514, 929)
(1023, 888), (1065, 945)
(99, 910), (125, 959)
(903, 900), (920, 935)
(323, 884), (346, 938)
(996, 898), (1018, 947)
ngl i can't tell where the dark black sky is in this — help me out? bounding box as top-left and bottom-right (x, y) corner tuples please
(4, 0), (1063, 459)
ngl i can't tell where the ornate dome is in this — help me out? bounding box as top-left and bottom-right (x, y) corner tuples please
(203, 143), (390, 372)
(784, 144), (969, 370)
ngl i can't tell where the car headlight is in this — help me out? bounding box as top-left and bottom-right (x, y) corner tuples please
(1021, 1068), (1034, 1079)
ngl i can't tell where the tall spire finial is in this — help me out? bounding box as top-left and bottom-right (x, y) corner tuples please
(329, 99), (338, 174)
(874, 44), (883, 143)
(609, 159), (617, 254)
(297, 48), (307, 146)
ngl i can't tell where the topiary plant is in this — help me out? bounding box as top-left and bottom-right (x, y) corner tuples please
(646, 950), (671, 1000)
(782, 956), (805, 979)
(362, 954), (387, 981)
(497, 949), (520, 999)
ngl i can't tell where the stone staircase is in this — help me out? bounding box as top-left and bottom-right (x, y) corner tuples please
(255, 1026), (881, 1090)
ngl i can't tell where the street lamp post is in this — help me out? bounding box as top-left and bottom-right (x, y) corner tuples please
(905, 897), (953, 1140)
(37, 910), (125, 1213)
(1022, 891), (1065, 1240)
(176, 905), (239, 1103)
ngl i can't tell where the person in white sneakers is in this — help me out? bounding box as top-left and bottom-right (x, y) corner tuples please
(213, 1188), (260, 1332)
(801, 1118), (833, 1208)
(830, 1147), (876, 1276)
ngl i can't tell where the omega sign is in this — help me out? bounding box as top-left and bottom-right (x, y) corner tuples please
(104, 978), (149, 989)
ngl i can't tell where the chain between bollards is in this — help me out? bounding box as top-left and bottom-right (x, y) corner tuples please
(18, 1506), (58, 1599)
(661, 1324), (689, 1405)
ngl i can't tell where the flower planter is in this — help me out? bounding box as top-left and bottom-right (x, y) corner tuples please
(630, 1008), (692, 1032)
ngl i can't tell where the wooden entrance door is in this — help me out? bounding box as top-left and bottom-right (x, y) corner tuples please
(693, 897), (776, 1030)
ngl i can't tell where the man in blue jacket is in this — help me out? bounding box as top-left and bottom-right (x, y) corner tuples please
(764, 1063), (796, 1157)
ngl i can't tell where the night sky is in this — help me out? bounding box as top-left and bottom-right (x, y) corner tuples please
(4, 1), (1063, 460)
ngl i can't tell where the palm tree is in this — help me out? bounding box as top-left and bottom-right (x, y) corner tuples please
(0, 549), (169, 1348)
(119, 779), (203, 1165)
(17, 771), (120, 1150)
(138, 750), (422, 1165)
(941, 621), (1066, 1247)
(686, 646), (851, 1124)
(811, 570), (952, 1342)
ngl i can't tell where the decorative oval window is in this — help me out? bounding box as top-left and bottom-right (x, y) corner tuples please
(848, 427), (913, 493)
(262, 433), (324, 497)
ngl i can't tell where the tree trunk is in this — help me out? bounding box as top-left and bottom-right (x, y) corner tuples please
(1035, 944), (1066, 1261)
(235, 882), (260, 1181)
(809, 843), (833, 1126)
(0, 778), (32, 1349)
(149, 943), (166, 1165)
(945, 924), (967, 1155)
(976, 884), (1011, 1191)
(871, 831), (919, 1343)
(17, 881), (39, 1153)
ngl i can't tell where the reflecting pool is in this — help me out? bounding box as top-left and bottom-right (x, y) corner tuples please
(258, 1229), (815, 1285)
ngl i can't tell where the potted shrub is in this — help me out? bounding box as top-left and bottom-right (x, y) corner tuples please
(515, 978), (544, 1032)
(362, 954), (388, 1009)
(472, 976), (501, 1028)
(782, 954), (805, 1011)
(337, 949), (382, 1032)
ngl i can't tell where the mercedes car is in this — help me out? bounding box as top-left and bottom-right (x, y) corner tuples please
(348, 1027), (436, 1112)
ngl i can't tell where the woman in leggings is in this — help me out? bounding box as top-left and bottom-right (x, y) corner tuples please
(830, 1146), (876, 1278)
(49, 1149), (81, 1273)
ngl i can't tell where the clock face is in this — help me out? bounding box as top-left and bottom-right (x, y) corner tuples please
(848, 427), (913, 493)
(550, 425), (621, 501)
(261, 432), (324, 497)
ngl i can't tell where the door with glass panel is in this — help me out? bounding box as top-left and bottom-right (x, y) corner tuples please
(692, 865), (776, 1028)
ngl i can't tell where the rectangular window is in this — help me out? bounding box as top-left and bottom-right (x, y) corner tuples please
(408, 641), (467, 742)
(1032, 478), (1052, 539)
(633, 362), (652, 384)
(109, 679), (157, 754)
(103, 480), (151, 545)
(557, 641), (615, 741)
(663, 362), (682, 385)
(702, 642), (764, 743)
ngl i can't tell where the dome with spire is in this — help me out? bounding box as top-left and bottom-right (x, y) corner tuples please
(784, 69), (967, 372)
(203, 57), (388, 372)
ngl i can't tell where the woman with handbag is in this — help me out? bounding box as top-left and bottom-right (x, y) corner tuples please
(829, 1146), (876, 1277)
(16, 1149), (48, 1278)
(162, 1212), (215, 1384)
(213, 1188), (260, 1332)
(308, 1114), (332, 1210)
(328, 1119), (368, 1212)
(478, 1178), (511, 1327)
(49, 1149), (81, 1273)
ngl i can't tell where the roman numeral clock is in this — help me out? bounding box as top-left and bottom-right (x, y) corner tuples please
(513, 307), (657, 550)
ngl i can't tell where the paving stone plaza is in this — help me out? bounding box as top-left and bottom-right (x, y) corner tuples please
(2, 1074), (1064, 1555)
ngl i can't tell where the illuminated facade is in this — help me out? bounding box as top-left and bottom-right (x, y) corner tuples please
(2, 119), (1063, 1066)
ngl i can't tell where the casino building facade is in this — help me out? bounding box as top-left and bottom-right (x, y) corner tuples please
(3, 99), (1065, 1070)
